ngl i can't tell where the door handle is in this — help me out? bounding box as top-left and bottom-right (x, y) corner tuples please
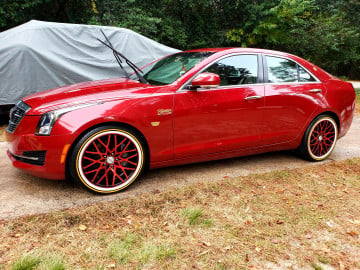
(309, 89), (322, 93)
(244, 95), (262, 101)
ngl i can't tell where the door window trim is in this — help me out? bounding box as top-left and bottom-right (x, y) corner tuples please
(178, 53), (264, 92)
(262, 54), (321, 84)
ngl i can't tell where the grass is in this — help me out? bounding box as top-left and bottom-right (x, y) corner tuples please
(10, 255), (65, 270)
(11, 256), (40, 270)
(0, 158), (360, 269)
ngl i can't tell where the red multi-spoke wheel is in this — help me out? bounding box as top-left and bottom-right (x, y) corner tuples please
(70, 126), (145, 194)
(300, 115), (338, 161)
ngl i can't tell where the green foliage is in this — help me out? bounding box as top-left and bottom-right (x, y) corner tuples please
(0, 0), (359, 79)
(224, 0), (360, 78)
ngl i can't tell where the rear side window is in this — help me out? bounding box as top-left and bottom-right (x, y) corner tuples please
(266, 56), (316, 83)
(299, 66), (316, 82)
(204, 54), (258, 86)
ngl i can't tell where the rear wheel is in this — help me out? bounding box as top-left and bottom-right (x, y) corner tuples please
(299, 115), (338, 161)
(69, 126), (145, 194)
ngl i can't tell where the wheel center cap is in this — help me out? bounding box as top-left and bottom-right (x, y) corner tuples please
(318, 135), (323, 142)
(106, 156), (115, 164)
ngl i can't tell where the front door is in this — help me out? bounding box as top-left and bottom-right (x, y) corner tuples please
(173, 54), (265, 158)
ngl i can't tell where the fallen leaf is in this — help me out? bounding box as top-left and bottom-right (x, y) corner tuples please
(222, 246), (231, 251)
(245, 254), (250, 262)
(201, 241), (211, 247)
(276, 220), (284, 225)
(197, 250), (210, 257)
(348, 231), (358, 237)
(325, 221), (334, 228)
(78, 224), (87, 231)
(271, 239), (279, 244)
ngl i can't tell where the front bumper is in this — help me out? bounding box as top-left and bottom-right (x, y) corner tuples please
(6, 115), (75, 180)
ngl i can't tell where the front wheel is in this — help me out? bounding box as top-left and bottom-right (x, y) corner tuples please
(299, 115), (338, 161)
(69, 126), (145, 194)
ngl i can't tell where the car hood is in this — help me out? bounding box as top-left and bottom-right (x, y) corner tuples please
(23, 77), (152, 114)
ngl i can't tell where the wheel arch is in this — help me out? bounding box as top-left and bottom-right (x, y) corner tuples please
(314, 111), (340, 130)
(296, 110), (340, 151)
(65, 121), (150, 182)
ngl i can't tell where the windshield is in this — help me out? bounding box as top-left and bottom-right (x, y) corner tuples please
(130, 52), (214, 85)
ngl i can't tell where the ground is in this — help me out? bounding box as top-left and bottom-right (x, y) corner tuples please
(0, 158), (359, 269)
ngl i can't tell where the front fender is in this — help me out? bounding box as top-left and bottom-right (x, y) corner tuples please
(52, 95), (175, 163)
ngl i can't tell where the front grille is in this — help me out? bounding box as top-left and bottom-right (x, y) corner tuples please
(6, 100), (31, 133)
(12, 150), (46, 166)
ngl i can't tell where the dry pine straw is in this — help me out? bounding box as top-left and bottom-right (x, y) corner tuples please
(0, 158), (359, 269)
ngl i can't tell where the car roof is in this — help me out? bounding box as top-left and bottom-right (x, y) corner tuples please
(181, 47), (334, 81)
(183, 47), (295, 57)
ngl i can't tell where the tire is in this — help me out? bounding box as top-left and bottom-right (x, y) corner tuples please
(299, 115), (338, 161)
(69, 126), (145, 194)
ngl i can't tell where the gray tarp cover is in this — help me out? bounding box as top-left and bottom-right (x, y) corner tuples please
(0, 20), (180, 105)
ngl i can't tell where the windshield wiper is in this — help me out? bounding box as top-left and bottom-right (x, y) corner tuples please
(97, 29), (148, 84)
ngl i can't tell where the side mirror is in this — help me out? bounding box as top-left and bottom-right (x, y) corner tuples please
(190, 72), (220, 89)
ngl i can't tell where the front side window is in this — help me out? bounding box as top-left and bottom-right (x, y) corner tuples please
(266, 56), (316, 83)
(204, 54), (258, 86)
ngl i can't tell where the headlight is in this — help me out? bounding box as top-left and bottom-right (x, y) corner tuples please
(35, 103), (102, 136)
(36, 111), (58, 135)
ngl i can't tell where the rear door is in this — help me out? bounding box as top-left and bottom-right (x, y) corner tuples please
(261, 55), (327, 145)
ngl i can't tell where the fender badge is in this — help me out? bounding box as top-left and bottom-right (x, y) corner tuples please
(157, 109), (172, 116)
(151, 122), (160, 127)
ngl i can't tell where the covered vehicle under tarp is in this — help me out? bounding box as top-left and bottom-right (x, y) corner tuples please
(0, 20), (180, 106)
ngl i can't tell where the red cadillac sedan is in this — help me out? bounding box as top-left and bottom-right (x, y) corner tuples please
(6, 48), (355, 194)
